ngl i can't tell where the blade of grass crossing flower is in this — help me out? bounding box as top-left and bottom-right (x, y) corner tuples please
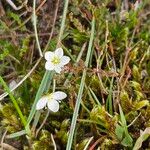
(32, 78), (56, 129)
(26, 71), (54, 126)
(66, 17), (95, 150)
(62, 46), (76, 63)
(0, 76), (27, 130)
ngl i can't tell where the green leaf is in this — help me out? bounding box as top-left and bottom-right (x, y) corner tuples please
(115, 124), (124, 140)
(119, 105), (127, 126)
(6, 130), (26, 139)
(119, 105), (133, 147)
(121, 134), (133, 147)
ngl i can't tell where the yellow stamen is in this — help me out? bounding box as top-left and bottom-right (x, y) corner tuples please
(51, 56), (60, 65)
(47, 94), (53, 101)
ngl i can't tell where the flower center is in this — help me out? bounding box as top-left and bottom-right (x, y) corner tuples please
(47, 94), (54, 101)
(51, 56), (60, 65)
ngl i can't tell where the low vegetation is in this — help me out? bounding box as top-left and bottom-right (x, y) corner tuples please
(0, 0), (150, 149)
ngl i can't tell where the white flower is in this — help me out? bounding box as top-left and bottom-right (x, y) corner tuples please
(36, 91), (67, 112)
(45, 48), (70, 73)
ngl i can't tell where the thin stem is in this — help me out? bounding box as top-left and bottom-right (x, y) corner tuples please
(43, 0), (60, 53)
(33, 0), (43, 57)
(53, 79), (56, 92)
(83, 137), (94, 150)
(0, 58), (42, 100)
(35, 110), (50, 137)
(6, 0), (28, 10)
(57, 0), (69, 47)
(27, 71), (54, 125)
(51, 134), (57, 150)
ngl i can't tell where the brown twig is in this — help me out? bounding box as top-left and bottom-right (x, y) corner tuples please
(1, 130), (7, 150)
(0, 32), (57, 39)
(89, 138), (103, 150)
(11, 0), (47, 31)
(35, 110), (50, 137)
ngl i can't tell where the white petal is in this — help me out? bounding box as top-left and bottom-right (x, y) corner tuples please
(54, 66), (62, 73)
(45, 61), (55, 70)
(47, 100), (59, 112)
(55, 48), (63, 58)
(36, 97), (48, 110)
(45, 51), (54, 61)
(60, 56), (70, 65)
(52, 91), (67, 100)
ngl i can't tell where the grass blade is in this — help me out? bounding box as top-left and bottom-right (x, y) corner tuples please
(57, 0), (69, 46)
(66, 17), (95, 150)
(106, 77), (114, 115)
(32, 0), (43, 57)
(119, 104), (127, 126)
(6, 130), (26, 139)
(89, 87), (101, 106)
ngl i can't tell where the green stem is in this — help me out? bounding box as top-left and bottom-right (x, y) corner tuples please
(33, 0), (43, 57)
(66, 17), (95, 150)
(57, 0), (69, 47)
